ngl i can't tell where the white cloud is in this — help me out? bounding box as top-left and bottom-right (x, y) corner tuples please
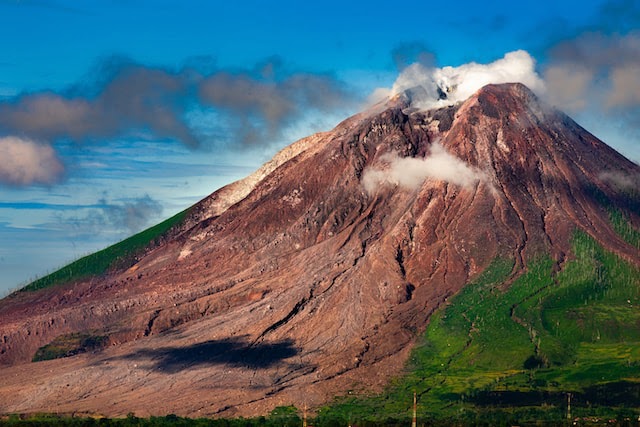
(0, 136), (64, 186)
(361, 142), (485, 194)
(387, 50), (545, 110)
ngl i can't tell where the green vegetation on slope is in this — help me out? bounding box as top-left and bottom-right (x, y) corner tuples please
(319, 230), (640, 425)
(21, 209), (189, 292)
(32, 332), (109, 362)
(609, 208), (640, 250)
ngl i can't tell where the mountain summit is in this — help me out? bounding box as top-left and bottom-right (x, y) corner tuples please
(0, 83), (638, 417)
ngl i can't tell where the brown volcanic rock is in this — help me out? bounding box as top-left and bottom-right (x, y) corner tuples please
(0, 83), (638, 417)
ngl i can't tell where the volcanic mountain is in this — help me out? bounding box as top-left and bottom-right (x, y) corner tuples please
(0, 83), (638, 418)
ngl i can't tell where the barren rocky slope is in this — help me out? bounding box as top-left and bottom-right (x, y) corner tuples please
(0, 83), (638, 417)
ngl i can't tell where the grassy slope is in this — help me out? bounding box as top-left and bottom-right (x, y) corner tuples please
(20, 209), (189, 292)
(319, 227), (640, 425)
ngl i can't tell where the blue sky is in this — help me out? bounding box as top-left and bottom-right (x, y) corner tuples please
(0, 0), (638, 295)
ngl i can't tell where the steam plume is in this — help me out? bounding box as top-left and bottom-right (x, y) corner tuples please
(388, 50), (544, 110)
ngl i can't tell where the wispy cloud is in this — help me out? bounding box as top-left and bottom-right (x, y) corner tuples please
(0, 201), (103, 210)
(61, 194), (164, 235)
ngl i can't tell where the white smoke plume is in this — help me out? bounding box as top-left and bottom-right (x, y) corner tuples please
(361, 142), (486, 194)
(384, 50), (545, 110)
(0, 136), (64, 186)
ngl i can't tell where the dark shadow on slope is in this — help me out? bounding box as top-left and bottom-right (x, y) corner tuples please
(118, 337), (299, 373)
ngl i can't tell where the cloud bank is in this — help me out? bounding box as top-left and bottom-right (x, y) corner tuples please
(386, 50), (545, 110)
(0, 56), (354, 186)
(0, 63), (197, 147)
(361, 142), (485, 194)
(0, 136), (64, 185)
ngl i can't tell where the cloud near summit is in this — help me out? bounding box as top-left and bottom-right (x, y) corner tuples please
(372, 50), (545, 110)
(369, 41), (638, 162)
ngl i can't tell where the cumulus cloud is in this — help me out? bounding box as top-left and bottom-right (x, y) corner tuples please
(0, 136), (64, 186)
(388, 50), (545, 110)
(361, 142), (486, 194)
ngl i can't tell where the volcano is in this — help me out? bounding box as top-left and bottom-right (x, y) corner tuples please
(0, 83), (638, 418)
